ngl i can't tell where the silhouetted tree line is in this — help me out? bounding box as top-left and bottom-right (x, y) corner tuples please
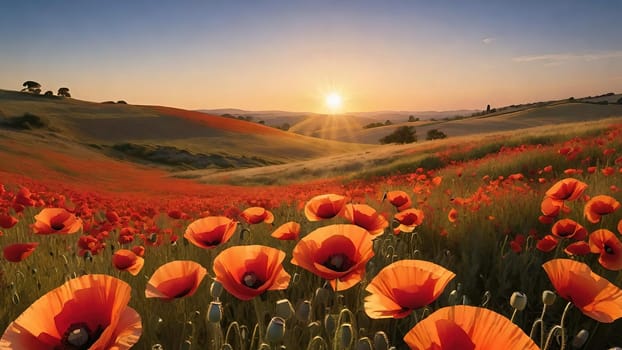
(20, 81), (70, 97)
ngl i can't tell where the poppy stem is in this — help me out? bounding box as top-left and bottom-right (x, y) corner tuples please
(253, 297), (265, 342)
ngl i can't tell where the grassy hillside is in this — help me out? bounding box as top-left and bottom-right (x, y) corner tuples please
(0, 89), (369, 169)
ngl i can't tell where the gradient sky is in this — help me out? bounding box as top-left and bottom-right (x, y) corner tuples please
(1, 0), (621, 113)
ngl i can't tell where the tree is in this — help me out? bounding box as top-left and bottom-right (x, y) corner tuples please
(426, 129), (447, 140)
(486, 104), (491, 113)
(57, 87), (71, 97)
(384, 120), (392, 126)
(379, 126), (417, 144)
(408, 115), (416, 122)
(44, 91), (54, 96)
(21, 81), (42, 94)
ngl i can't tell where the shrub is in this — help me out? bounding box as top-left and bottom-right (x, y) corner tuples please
(1, 113), (50, 130)
(379, 126), (417, 144)
(426, 129), (447, 140)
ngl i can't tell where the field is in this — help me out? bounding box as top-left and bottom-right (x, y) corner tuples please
(1, 91), (622, 349)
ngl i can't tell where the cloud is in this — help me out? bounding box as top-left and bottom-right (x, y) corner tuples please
(513, 50), (622, 63)
(482, 37), (495, 45)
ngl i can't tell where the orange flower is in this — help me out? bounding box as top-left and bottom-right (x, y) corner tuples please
(447, 208), (458, 223)
(184, 216), (238, 249)
(551, 218), (587, 240)
(304, 194), (347, 221)
(240, 207), (274, 224)
(112, 249), (145, 276)
(589, 229), (622, 270)
(3, 242), (38, 262)
(540, 196), (569, 217)
(131, 245), (145, 257)
(618, 219), (622, 235)
(403, 305), (539, 349)
(545, 178), (588, 201)
(213, 245), (290, 300)
(364, 260), (455, 319)
(385, 191), (412, 211)
(543, 259), (622, 323)
(271, 221), (301, 240)
(394, 208), (425, 232)
(0, 274), (141, 349)
(145, 260), (207, 300)
(291, 224), (374, 291)
(341, 203), (388, 236)
(32, 208), (82, 235)
(584, 195), (620, 224)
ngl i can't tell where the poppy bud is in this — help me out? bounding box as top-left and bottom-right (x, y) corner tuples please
(257, 343), (271, 350)
(314, 286), (332, 304)
(510, 292), (527, 311)
(542, 290), (556, 306)
(152, 345), (164, 350)
(275, 299), (294, 320)
(338, 323), (353, 348)
(374, 331), (389, 350)
(356, 337), (373, 350)
(324, 314), (337, 336)
(210, 280), (223, 299)
(180, 340), (192, 350)
(207, 301), (223, 323)
(296, 300), (312, 322)
(448, 289), (459, 305)
(571, 329), (589, 349)
(266, 317), (286, 344)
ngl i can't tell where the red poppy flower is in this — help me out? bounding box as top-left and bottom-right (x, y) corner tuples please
(543, 259), (622, 323)
(589, 229), (622, 270)
(3, 242), (39, 262)
(618, 219), (622, 235)
(131, 245), (145, 257)
(32, 208), (82, 235)
(184, 216), (238, 249)
(0, 214), (18, 229)
(364, 260), (455, 319)
(213, 245), (290, 300)
(271, 221), (301, 240)
(146, 260), (207, 300)
(240, 207), (274, 224)
(545, 178), (588, 201)
(291, 224), (374, 291)
(564, 241), (591, 256)
(0, 274), (141, 349)
(510, 234), (526, 254)
(403, 305), (539, 349)
(341, 203), (388, 236)
(304, 194), (347, 221)
(112, 249), (145, 276)
(447, 208), (458, 223)
(385, 191), (412, 211)
(551, 218), (587, 240)
(584, 195), (620, 224)
(536, 235), (559, 252)
(394, 209), (425, 232)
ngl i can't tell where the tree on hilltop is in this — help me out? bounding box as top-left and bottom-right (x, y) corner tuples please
(57, 87), (71, 97)
(21, 81), (41, 94)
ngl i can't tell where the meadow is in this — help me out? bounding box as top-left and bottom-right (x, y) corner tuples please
(1, 95), (622, 349)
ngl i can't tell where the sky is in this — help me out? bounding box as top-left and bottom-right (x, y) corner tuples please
(1, 0), (621, 114)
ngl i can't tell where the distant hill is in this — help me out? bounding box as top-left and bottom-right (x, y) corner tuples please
(0, 89), (368, 170)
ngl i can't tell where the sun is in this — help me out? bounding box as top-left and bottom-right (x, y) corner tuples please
(325, 92), (343, 113)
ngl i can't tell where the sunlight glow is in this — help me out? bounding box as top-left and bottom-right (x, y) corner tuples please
(325, 93), (343, 113)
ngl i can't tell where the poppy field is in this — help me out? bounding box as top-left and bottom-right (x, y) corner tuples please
(1, 120), (622, 349)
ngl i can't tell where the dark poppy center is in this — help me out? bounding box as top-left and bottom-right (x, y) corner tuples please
(51, 222), (65, 231)
(604, 244), (615, 254)
(203, 239), (221, 246)
(242, 272), (264, 289)
(61, 322), (103, 350)
(174, 286), (193, 298)
(322, 254), (353, 272)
